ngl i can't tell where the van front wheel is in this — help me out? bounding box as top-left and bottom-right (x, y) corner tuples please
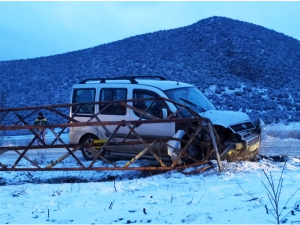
(80, 135), (104, 160)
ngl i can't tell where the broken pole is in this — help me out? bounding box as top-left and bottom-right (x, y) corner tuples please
(208, 122), (223, 172)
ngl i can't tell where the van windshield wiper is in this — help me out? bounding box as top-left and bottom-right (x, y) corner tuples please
(179, 98), (206, 112)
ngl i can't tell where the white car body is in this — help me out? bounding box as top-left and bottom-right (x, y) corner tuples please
(69, 77), (262, 161)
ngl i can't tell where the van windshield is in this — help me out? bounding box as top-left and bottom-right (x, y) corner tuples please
(164, 87), (216, 115)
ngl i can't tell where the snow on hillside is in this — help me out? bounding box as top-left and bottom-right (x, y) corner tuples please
(0, 124), (300, 224)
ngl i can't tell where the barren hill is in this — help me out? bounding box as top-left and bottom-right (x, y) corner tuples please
(1, 16), (300, 124)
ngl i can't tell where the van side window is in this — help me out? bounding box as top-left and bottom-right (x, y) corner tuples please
(72, 88), (96, 114)
(99, 88), (127, 115)
(133, 89), (167, 118)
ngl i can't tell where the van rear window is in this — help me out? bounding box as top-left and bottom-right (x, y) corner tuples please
(72, 88), (96, 114)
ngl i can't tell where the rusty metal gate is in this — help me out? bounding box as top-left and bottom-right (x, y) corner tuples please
(0, 97), (222, 172)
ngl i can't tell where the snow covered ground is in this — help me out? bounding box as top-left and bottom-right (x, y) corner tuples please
(0, 124), (300, 224)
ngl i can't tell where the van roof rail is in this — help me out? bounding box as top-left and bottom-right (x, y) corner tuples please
(79, 76), (167, 84)
(79, 77), (138, 84)
(114, 76), (167, 80)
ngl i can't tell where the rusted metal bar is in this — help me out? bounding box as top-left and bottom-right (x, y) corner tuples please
(48, 128), (67, 146)
(9, 129), (43, 169)
(184, 154), (201, 163)
(84, 105), (119, 145)
(0, 144), (87, 151)
(0, 102), (86, 112)
(50, 127), (67, 145)
(49, 128), (85, 168)
(0, 142), (151, 151)
(12, 109), (39, 126)
(45, 107), (79, 123)
(97, 153), (118, 168)
(0, 109), (9, 123)
(0, 117), (212, 131)
(0, 161), (213, 171)
(120, 102), (159, 120)
(126, 124), (166, 167)
(124, 140), (157, 168)
(208, 122), (222, 172)
(171, 126), (203, 167)
(13, 149), (41, 168)
(0, 162), (7, 169)
(45, 146), (81, 169)
(0, 150), (8, 156)
(119, 102), (150, 143)
(88, 124), (122, 168)
(118, 99), (163, 146)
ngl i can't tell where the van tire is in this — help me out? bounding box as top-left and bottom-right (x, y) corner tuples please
(80, 135), (104, 161)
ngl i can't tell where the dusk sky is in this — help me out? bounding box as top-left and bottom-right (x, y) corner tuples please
(1, 1), (300, 61)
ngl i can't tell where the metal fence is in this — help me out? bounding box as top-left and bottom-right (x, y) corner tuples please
(0, 97), (222, 172)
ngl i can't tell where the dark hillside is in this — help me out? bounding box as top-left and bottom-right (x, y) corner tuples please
(1, 16), (300, 124)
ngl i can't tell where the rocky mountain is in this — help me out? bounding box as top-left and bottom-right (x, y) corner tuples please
(1, 16), (300, 124)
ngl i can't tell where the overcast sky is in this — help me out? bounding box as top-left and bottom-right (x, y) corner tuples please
(1, 1), (300, 61)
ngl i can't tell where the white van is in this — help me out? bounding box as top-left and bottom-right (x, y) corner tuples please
(69, 76), (263, 162)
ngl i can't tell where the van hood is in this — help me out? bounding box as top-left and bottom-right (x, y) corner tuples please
(200, 110), (251, 128)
